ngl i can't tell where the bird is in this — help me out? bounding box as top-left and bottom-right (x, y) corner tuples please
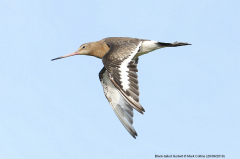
(52, 37), (191, 138)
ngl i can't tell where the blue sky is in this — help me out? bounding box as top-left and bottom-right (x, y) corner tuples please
(0, 0), (239, 158)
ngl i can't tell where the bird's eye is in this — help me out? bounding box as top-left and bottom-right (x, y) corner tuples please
(82, 46), (86, 49)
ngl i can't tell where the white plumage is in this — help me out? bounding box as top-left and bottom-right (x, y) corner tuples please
(119, 42), (142, 91)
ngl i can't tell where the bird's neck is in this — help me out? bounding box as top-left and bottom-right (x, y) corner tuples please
(90, 40), (110, 59)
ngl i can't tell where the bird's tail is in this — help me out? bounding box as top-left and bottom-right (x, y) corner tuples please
(157, 41), (191, 47)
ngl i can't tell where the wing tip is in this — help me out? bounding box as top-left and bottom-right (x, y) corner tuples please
(109, 75), (145, 114)
(136, 104), (145, 114)
(136, 108), (145, 114)
(131, 131), (138, 139)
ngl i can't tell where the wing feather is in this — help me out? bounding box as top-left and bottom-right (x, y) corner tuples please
(102, 38), (145, 114)
(99, 67), (137, 138)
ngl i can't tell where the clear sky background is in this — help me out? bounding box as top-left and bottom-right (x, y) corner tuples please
(0, 0), (239, 158)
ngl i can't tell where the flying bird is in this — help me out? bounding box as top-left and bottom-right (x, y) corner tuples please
(52, 37), (191, 138)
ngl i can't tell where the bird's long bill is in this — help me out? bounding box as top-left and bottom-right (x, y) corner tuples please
(51, 51), (79, 61)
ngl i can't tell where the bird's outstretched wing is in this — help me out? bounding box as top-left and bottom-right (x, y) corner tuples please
(99, 67), (137, 138)
(102, 38), (145, 114)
